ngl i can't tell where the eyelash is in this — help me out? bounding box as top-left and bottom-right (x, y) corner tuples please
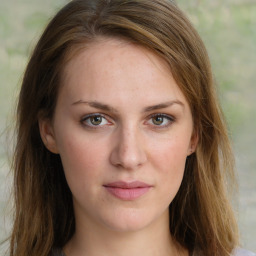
(80, 113), (175, 129)
(80, 113), (112, 129)
(146, 114), (175, 128)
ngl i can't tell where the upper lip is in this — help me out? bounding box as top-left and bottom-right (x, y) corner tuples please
(103, 181), (152, 189)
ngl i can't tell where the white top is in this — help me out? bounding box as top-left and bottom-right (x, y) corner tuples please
(233, 248), (256, 256)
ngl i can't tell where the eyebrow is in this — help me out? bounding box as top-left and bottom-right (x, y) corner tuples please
(143, 100), (184, 112)
(72, 100), (117, 113)
(72, 100), (184, 113)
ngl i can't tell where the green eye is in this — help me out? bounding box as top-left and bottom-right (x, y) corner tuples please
(89, 116), (103, 125)
(81, 114), (110, 128)
(148, 114), (174, 128)
(152, 116), (164, 125)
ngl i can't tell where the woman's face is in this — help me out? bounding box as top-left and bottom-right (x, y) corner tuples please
(40, 38), (197, 233)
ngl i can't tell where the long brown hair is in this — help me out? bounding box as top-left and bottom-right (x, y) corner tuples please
(10, 0), (239, 255)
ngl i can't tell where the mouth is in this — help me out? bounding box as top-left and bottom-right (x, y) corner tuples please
(103, 181), (152, 201)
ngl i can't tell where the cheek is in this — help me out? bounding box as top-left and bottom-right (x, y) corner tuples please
(56, 132), (106, 188)
(150, 135), (189, 173)
(145, 136), (188, 210)
(150, 135), (189, 197)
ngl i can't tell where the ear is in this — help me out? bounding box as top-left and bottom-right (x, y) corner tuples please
(38, 118), (59, 154)
(187, 129), (198, 156)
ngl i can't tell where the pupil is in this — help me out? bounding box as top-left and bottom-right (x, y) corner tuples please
(153, 116), (163, 125)
(91, 116), (102, 125)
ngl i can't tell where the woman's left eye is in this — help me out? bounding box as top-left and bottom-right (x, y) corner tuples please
(147, 114), (174, 127)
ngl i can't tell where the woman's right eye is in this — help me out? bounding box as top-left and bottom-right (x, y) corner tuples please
(81, 114), (111, 128)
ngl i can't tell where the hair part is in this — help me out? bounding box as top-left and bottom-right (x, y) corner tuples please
(11, 0), (239, 255)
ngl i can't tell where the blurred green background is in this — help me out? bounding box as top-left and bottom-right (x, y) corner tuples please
(0, 0), (255, 252)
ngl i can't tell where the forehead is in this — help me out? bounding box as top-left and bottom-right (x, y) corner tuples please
(58, 38), (187, 107)
(62, 37), (172, 79)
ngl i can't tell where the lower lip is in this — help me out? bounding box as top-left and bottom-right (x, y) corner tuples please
(104, 187), (151, 200)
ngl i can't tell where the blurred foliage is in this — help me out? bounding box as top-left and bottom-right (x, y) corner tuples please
(178, 0), (256, 136)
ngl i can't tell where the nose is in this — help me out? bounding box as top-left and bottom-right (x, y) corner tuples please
(109, 126), (147, 170)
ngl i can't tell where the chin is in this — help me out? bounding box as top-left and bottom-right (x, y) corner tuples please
(100, 208), (162, 233)
(104, 220), (149, 233)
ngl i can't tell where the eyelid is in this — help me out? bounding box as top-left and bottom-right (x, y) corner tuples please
(80, 112), (175, 129)
(80, 113), (113, 128)
(146, 113), (175, 128)
(149, 113), (175, 120)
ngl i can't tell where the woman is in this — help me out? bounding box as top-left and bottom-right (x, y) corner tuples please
(9, 0), (255, 256)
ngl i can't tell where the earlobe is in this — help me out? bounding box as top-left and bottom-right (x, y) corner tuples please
(38, 118), (59, 154)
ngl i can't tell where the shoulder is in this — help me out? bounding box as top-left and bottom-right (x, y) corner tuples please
(233, 248), (256, 256)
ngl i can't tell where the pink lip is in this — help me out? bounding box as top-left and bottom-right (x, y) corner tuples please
(103, 181), (152, 200)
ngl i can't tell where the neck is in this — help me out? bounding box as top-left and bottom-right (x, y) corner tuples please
(64, 211), (188, 256)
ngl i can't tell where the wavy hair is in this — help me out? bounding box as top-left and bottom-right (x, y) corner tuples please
(10, 0), (238, 255)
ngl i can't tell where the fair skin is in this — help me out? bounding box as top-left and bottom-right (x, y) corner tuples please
(40, 38), (197, 256)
